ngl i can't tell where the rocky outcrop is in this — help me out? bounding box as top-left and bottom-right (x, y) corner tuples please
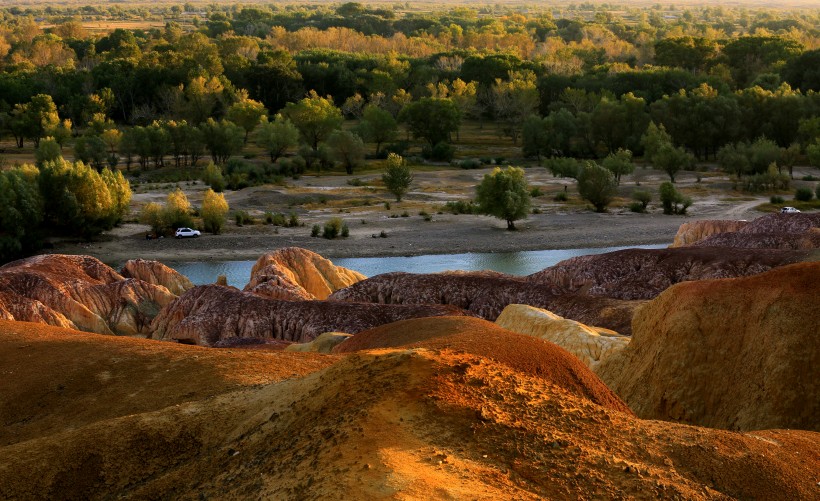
(671, 219), (749, 247)
(0, 255), (176, 336)
(527, 247), (810, 300)
(691, 213), (820, 249)
(332, 315), (632, 414)
(244, 247), (365, 300)
(329, 271), (642, 334)
(150, 284), (468, 346)
(285, 332), (352, 353)
(120, 259), (194, 296)
(598, 262), (820, 432)
(495, 304), (628, 372)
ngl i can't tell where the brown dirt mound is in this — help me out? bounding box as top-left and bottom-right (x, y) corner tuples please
(329, 271), (642, 334)
(598, 261), (820, 431)
(1, 347), (817, 500)
(150, 284), (469, 346)
(692, 213), (820, 249)
(333, 316), (631, 414)
(0, 320), (335, 446)
(527, 246), (811, 300)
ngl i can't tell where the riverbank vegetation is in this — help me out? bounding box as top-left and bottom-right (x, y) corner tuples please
(1, 1), (820, 261)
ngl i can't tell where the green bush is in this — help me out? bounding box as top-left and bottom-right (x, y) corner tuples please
(341, 223), (350, 237)
(444, 200), (478, 214)
(423, 141), (455, 162)
(816, 184), (820, 200)
(770, 195), (785, 204)
(322, 217), (345, 239)
(311, 224), (321, 237)
(632, 190), (652, 212)
(659, 182), (692, 215)
(234, 210), (253, 226)
(553, 191), (568, 202)
(795, 187), (813, 201)
(629, 202), (646, 213)
(530, 187), (543, 197)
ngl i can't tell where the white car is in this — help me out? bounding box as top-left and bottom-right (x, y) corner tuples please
(175, 227), (201, 238)
(780, 207), (801, 214)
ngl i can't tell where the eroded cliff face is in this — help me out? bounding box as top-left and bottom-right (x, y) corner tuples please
(0, 255), (176, 336)
(690, 213), (820, 249)
(150, 284), (469, 346)
(329, 271), (642, 334)
(244, 247), (366, 300)
(495, 304), (628, 372)
(120, 259), (194, 296)
(670, 220), (749, 247)
(527, 247), (810, 300)
(597, 261), (820, 432)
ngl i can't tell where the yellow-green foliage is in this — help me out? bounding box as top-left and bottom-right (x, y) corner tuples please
(201, 188), (229, 234)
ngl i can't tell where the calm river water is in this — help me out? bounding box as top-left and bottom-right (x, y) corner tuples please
(165, 244), (667, 289)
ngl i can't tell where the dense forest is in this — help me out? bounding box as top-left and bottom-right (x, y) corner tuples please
(1, 1), (820, 260)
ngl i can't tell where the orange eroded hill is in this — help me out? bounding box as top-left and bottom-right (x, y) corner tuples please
(1, 344), (818, 500)
(0, 320), (336, 446)
(333, 316), (632, 414)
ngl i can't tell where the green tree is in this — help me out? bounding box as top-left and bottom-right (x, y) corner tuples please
(381, 153), (413, 202)
(807, 141), (820, 168)
(476, 166), (531, 230)
(203, 162), (225, 192)
(601, 149), (635, 185)
(226, 98), (268, 143)
(577, 162), (617, 213)
(0, 167), (43, 262)
(74, 135), (108, 171)
(398, 97), (461, 147)
(357, 104), (397, 155)
(653, 143), (693, 182)
(281, 91), (344, 153)
(491, 71), (539, 145)
(327, 130), (365, 175)
(139, 202), (165, 235)
(254, 115), (299, 162)
(544, 157), (582, 179)
(163, 188), (195, 230)
(200, 119), (245, 164)
(35, 137), (62, 165)
(201, 188), (229, 234)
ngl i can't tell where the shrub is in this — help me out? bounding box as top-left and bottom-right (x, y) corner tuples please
(770, 195), (785, 204)
(577, 162), (617, 213)
(456, 158), (482, 169)
(553, 191), (568, 202)
(816, 184), (820, 200)
(659, 182), (692, 215)
(234, 210), (253, 226)
(629, 202), (646, 213)
(400, 211), (409, 217)
(422, 141), (455, 162)
(632, 190), (652, 212)
(444, 200), (478, 214)
(322, 217), (344, 239)
(311, 224), (320, 237)
(340, 223), (349, 237)
(530, 187), (543, 198)
(795, 187), (813, 201)
(288, 212), (299, 227)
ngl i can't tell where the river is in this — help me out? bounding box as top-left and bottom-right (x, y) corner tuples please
(165, 244), (668, 288)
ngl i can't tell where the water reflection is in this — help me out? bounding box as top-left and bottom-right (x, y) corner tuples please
(165, 244), (667, 289)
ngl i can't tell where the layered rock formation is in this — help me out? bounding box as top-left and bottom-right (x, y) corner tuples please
(329, 272), (642, 334)
(670, 219), (749, 247)
(284, 332), (352, 354)
(495, 304), (628, 372)
(244, 247), (365, 300)
(150, 284), (468, 346)
(598, 262), (820, 431)
(0, 255), (176, 336)
(120, 259), (194, 296)
(690, 213), (820, 249)
(332, 315), (632, 413)
(527, 247), (810, 300)
(3, 320), (818, 499)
